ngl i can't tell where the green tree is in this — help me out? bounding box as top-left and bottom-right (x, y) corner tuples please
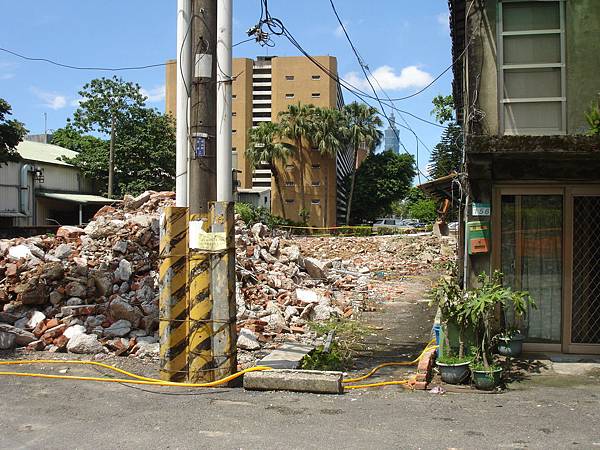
(0, 98), (27, 164)
(429, 94), (463, 179)
(349, 150), (415, 224)
(396, 187), (437, 223)
(313, 107), (348, 158)
(60, 107), (176, 197)
(73, 76), (146, 198)
(343, 102), (383, 225)
(246, 121), (293, 219)
(431, 94), (455, 124)
(278, 103), (317, 213)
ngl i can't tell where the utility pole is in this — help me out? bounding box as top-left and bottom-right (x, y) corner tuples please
(189, 0), (217, 214)
(175, 0), (192, 207)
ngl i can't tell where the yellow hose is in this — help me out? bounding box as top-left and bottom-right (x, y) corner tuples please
(0, 340), (437, 390)
(342, 341), (437, 389)
(0, 360), (272, 387)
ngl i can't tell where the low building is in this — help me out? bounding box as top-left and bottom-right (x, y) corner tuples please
(0, 140), (113, 234)
(450, 0), (600, 354)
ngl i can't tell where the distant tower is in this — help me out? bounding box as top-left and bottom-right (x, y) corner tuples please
(384, 112), (400, 154)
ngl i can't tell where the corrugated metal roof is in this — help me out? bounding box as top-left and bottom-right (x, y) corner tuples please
(36, 192), (116, 204)
(17, 141), (78, 167)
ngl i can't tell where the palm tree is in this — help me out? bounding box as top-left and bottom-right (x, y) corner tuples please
(246, 122), (292, 219)
(343, 102), (383, 225)
(278, 103), (316, 214)
(313, 107), (348, 158)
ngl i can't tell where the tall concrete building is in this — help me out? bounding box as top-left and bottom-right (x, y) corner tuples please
(383, 112), (400, 154)
(165, 55), (352, 227)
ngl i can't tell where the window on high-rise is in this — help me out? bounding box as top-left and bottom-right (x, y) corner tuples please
(499, 0), (565, 135)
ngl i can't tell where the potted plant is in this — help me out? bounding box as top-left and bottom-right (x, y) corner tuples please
(462, 271), (507, 390)
(496, 290), (536, 357)
(429, 277), (472, 384)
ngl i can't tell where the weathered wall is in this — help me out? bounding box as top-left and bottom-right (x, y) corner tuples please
(566, 0), (600, 133)
(471, 0), (600, 136)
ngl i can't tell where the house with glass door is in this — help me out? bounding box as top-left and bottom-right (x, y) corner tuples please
(449, 0), (600, 354)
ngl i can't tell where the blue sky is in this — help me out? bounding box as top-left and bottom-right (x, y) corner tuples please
(0, 0), (452, 176)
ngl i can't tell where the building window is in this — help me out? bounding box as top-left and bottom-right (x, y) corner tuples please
(311, 199), (321, 205)
(232, 129), (237, 134)
(312, 75), (321, 80)
(498, 0), (565, 135)
(285, 93), (295, 99)
(311, 163), (321, 169)
(285, 75), (294, 80)
(311, 181), (321, 187)
(232, 94), (237, 99)
(232, 111), (237, 117)
(311, 92), (321, 98)
(285, 199), (295, 203)
(285, 181), (295, 187)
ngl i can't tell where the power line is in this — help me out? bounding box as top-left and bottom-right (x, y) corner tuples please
(0, 38), (255, 73)
(328, 0), (430, 183)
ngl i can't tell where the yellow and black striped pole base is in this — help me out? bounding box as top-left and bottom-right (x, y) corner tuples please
(158, 206), (189, 382)
(187, 213), (214, 383)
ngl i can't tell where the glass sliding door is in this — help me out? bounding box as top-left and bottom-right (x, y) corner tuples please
(500, 193), (563, 344)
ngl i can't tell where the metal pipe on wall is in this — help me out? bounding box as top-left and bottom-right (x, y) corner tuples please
(216, 0), (233, 202)
(176, 0), (192, 207)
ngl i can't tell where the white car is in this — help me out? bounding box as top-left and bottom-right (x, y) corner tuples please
(372, 218), (409, 231)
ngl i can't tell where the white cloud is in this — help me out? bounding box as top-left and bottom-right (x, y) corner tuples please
(30, 87), (67, 110)
(437, 12), (450, 31)
(141, 84), (166, 103)
(334, 20), (350, 38)
(343, 65), (433, 92)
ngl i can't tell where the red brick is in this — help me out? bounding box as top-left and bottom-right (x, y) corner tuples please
(411, 381), (428, 390)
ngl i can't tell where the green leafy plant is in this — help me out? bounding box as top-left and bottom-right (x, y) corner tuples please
(461, 271), (534, 370)
(429, 276), (469, 358)
(300, 342), (350, 371)
(437, 353), (472, 365)
(585, 96), (600, 136)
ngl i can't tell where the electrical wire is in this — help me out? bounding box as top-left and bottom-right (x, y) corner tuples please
(327, 0), (430, 183)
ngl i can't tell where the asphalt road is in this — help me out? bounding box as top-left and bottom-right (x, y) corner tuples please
(1, 363), (600, 450)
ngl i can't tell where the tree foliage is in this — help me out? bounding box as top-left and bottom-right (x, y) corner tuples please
(429, 94), (463, 180)
(57, 88), (176, 197)
(246, 121), (293, 219)
(73, 76), (146, 134)
(0, 98), (27, 164)
(349, 150), (415, 224)
(343, 102), (384, 225)
(392, 187), (437, 224)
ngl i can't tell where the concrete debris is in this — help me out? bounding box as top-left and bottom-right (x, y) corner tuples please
(66, 333), (105, 354)
(0, 190), (453, 365)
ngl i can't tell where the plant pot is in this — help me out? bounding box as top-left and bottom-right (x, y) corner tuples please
(497, 335), (525, 357)
(472, 368), (503, 390)
(437, 361), (472, 384)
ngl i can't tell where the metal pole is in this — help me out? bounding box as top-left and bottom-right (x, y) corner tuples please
(189, 0), (217, 214)
(176, 0), (192, 207)
(216, 0), (233, 202)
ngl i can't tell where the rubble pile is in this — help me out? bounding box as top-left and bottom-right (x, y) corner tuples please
(0, 189), (455, 363)
(0, 191), (174, 358)
(234, 221), (364, 356)
(0, 191), (363, 361)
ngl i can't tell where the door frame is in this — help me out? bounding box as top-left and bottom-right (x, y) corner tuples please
(492, 185), (564, 353)
(563, 186), (600, 354)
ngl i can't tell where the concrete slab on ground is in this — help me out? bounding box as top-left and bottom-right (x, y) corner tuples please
(257, 342), (313, 369)
(244, 369), (343, 394)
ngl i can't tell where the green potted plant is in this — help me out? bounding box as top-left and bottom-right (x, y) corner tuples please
(429, 277), (472, 384)
(497, 290), (536, 357)
(462, 271), (507, 390)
